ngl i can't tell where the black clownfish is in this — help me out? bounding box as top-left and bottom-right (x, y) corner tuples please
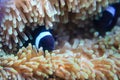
(23, 25), (55, 52)
(94, 3), (120, 35)
(33, 26), (55, 52)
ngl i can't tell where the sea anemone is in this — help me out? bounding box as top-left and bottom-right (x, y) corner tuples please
(0, 0), (119, 53)
(0, 0), (120, 79)
(0, 25), (120, 79)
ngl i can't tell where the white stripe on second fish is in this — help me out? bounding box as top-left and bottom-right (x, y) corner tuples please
(106, 6), (116, 16)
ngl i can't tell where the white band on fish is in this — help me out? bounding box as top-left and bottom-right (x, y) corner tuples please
(35, 31), (52, 49)
(106, 6), (116, 16)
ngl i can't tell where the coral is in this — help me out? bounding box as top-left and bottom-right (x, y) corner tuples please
(0, 26), (120, 80)
(0, 0), (120, 53)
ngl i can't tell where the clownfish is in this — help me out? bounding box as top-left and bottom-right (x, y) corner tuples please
(23, 25), (55, 52)
(94, 3), (120, 35)
(33, 26), (55, 52)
